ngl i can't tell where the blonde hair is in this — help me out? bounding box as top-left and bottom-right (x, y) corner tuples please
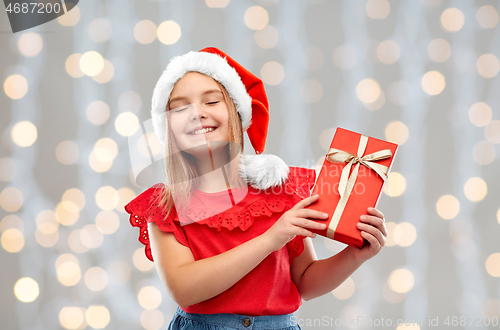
(158, 76), (246, 216)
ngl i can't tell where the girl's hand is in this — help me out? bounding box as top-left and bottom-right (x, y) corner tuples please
(347, 207), (387, 262)
(262, 194), (329, 253)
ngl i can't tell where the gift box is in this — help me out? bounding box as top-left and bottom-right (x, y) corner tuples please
(307, 127), (398, 248)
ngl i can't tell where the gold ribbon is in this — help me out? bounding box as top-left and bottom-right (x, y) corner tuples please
(325, 135), (392, 239)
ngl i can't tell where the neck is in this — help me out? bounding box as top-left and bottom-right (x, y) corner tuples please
(192, 143), (241, 193)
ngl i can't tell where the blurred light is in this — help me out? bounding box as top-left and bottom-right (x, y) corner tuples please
(303, 47), (325, 71)
(11, 121), (37, 147)
(476, 5), (499, 29)
(472, 141), (495, 165)
(86, 305), (110, 329)
(477, 54), (500, 78)
(485, 120), (500, 144)
(96, 186), (119, 211)
(62, 188), (86, 212)
(94, 138), (118, 163)
(14, 277), (39, 303)
(18, 32), (43, 57)
(482, 299), (500, 319)
(56, 140), (79, 165)
(95, 210), (120, 234)
(65, 54), (84, 78)
(118, 91), (142, 113)
(0, 214), (23, 233)
(464, 177), (487, 202)
(107, 261), (131, 285)
(206, 0), (229, 8)
(35, 226), (59, 247)
(397, 324), (420, 330)
(0, 187), (23, 212)
(92, 59), (114, 83)
(133, 247), (155, 272)
(485, 253), (500, 277)
(440, 8), (465, 32)
(421, 71), (445, 95)
(88, 18), (112, 43)
(244, 6), (269, 30)
(468, 102), (492, 127)
(376, 40), (400, 64)
(84, 267), (108, 291)
(300, 79), (323, 103)
(449, 219), (472, 244)
(4, 74), (28, 100)
(386, 81), (411, 105)
(115, 112), (140, 137)
(157, 20), (181, 45)
(138, 286), (162, 310)
(427, 38), (451, 63)
(80, 51), (104, 77)
(332, 277), (355, 300)
(57, 6), (80, 26)
(254, 25), (279, 49)
(497, 208), (500, 225)
(383, 172), (407, 197)
(382, 282), (404, 303)
(134, 20), (157, 44)
(384, 121), (409, 145)
(141, 310), (165, 330)
(260, 61), (284, 86)
(366, 0), (390, 19)
(0, 157), (16, 182)
(117, 187), (136, 213)
(86, 101), (110, 125)
(68, 229), (89, 253)
(319, 128), (335, 151)
(55, 201), (80, 226)
(59, 307), (85, 329)
(56, 254), (82, 286)
(436, 195), (460, 220)
(1, 228), (24, 252)
(388, 268), (414, 293)
(384, 222), (398, 247)
(81, 224), (104, 249)
(394, 222), (417, 247)
(356, 78), (381, 103)
(333, 45), (357, 70)
(89, 151), (113, 173)
(363, 90), (385, 110)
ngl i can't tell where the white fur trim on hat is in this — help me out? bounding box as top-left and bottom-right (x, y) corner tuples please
(239, 154), (290, 190)
(151, 51), (253, 146)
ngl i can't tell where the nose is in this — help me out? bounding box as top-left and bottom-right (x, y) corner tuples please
(190, 103), (207, 121)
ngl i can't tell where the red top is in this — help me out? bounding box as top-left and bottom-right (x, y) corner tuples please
(125, 167), (316, 316)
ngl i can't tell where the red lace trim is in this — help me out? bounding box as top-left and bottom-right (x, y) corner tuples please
(125, 167), (316, 264)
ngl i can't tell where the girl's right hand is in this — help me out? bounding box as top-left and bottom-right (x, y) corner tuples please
(262, 194), (329, 252)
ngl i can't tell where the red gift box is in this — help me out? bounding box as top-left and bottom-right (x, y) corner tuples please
(307, 127), (398, 248)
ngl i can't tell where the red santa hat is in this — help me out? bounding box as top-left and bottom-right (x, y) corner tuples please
(151, 47), (269, 154)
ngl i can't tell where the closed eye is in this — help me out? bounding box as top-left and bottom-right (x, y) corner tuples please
(173, 106), (188, 112)
(207, 101), (219, 105)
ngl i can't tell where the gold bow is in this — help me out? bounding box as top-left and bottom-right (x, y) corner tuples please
(324, 135), (392, 239)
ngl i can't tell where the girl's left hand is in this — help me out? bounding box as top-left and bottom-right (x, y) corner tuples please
(347, 207), (387, 262)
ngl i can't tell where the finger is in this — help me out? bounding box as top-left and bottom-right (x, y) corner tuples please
(360, 231), (381, 250)
(367, 207), (384, 221)
(295, 209), (329, 220)
(358, 223), (385, 246)
(293, 218), (327, 231)
(360, 214), (384, 229)
(291, 194), (320, 210)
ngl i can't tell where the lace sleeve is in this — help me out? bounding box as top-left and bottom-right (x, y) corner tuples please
(124, 183), (189, 262)
(285, 167), (316, 266)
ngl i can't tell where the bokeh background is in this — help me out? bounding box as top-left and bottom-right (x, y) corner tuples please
(1, 0), (500, 329)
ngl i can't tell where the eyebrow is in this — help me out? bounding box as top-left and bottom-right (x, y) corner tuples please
(169, 89), (222, 104)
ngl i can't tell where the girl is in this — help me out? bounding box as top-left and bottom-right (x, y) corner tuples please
(125, 47), (388, 330)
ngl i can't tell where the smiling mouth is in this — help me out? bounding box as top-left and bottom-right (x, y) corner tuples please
(188, 127), (218, 135)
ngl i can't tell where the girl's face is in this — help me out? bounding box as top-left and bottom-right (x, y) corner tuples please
(168, 72), (230, 154)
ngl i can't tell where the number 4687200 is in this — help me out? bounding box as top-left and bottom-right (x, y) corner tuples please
(5, 2), (62, 14)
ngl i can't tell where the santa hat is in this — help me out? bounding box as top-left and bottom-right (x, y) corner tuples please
(151, 47), (289, 189)
(151, 47), (269, 154)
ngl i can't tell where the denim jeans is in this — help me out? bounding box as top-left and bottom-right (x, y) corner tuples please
(168, 306), (302, 330)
